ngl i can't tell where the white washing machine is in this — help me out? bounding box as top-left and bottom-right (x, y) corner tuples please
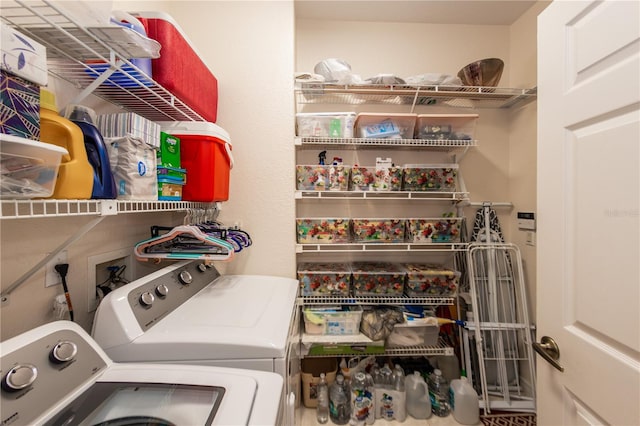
(91, 260), (300, 424)
(0, 321), (283, 425)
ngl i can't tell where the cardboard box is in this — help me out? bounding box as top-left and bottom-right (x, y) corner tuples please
(301, 358), (338, 408)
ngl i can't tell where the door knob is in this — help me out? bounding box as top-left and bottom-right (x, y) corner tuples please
(533, 336), (564, 372)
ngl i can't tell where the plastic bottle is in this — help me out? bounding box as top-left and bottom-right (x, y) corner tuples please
(428, 369), (450, 417)
(449, 376), (480, 425)
(316, 373), (329, 424)
(329, 374), (350, 425)
(63, 104), (117, 199)
(350, 372), (373, 426)
(392, 364), (407, 422)
(38, 89), (93, 199)
(405, 371), (431, 419)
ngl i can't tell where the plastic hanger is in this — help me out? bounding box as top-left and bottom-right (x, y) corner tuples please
(134, 225), (234, 262)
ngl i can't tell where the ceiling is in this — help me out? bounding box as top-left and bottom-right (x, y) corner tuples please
(295, 0), (540, 25)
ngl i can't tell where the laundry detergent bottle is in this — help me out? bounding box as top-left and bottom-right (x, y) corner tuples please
(63, 104), (117, 199)
(39, 89), (93, 199)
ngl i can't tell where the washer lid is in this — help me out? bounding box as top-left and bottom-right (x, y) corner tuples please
(46, 382), (227, 426)
(109, 274), (298, 361)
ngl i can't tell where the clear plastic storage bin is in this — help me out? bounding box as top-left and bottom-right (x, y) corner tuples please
(406, 217), (463, 243)
(386, 320), (440, 347)
(296, 218), (350, 244)
(1, 134), (68, 199)
(355, 113), (417, 139)
(403, 263), (460, 297)
(351, 262), (405, 296)
(350, 165), (402, 191)
(415, 114), (478, 141)
(298, 262), (351, 296)
(303, 306), (363, 335)
(352, 218), (405, 243)
(296, 112), (356, 138)
(402, 164), (458, 192)
(296, 164), (351, 191)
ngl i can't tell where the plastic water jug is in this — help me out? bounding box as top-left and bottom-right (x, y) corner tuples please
(449, 376), (480, 425)
(405, 371), (431, 419)
(63, 105), (117, 199)
(38, 89), (93, 199)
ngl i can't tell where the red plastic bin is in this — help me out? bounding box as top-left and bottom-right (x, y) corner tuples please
(135, 11), (218, 122)
(159, 121), (233, 202)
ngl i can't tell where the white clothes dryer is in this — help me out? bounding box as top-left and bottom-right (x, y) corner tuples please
(91, 260), (300, 424)
(0, 321), (283, 426)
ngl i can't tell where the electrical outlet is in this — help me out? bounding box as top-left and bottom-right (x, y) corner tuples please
(525, 231), (536, 246)
(45, 250), (69, 287)
(87, 249), (133, 312)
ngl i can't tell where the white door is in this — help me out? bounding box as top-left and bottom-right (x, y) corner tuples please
(537, 1), (639, 425)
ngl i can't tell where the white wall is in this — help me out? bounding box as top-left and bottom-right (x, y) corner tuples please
(1, 1), (295, 340)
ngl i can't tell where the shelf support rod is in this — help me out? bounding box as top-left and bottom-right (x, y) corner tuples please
(1, 215), (106, 302)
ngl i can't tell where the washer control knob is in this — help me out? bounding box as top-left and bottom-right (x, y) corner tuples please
(178, 270), (193, 285)
(155, 284), (169, 298)
(2, 364), (37, 392)
(139, 291), (155, 307)
(50, 341), (78, 363)
(197, 263), (207, 272)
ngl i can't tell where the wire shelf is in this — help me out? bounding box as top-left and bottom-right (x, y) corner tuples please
(0, 0), (205, 122)
(296, 82), (537, 109)
(295, 190), (467, 201)
(298, 295), (455, 306)
(296, 242), (468, 253)
(0, 200), (212, 219)
(295, 137), (477, 151)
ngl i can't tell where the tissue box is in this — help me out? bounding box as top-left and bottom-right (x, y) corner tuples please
(0, 71), (40, 140)
(403, 264), (460, 297)
(402, 164), (458, 192)
(355, 113), (417, 139)
(296, 112), (356, 138)
(303, 306), (363, 335)
(350, 165), (402, 191)
(96, 112), (161, 148)
(296, 218), (350, 244)
(351, 262), (405, 296)
(415, 114), (478, 140)
(1, 23), (48, 85)
(406, 217), (463, 243)
(297, 262), (351, 296)
(352, 219), (405, 243)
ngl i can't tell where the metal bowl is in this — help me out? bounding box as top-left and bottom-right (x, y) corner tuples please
(457, 58), (504, 87)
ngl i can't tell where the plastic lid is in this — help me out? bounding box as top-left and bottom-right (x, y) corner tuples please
(434, 369), (442, 376)
(62, 104), (97, 124)
(39, 88), (58, 111)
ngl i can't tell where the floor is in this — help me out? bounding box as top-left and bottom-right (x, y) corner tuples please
(297, 406), (482, 426)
